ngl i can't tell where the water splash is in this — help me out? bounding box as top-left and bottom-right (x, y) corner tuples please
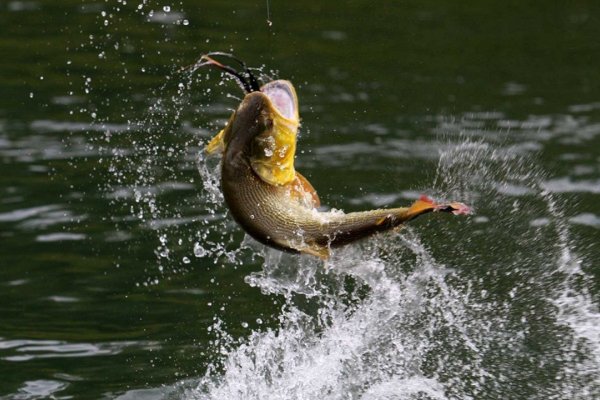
(101, 67), (254, 286)
(182, 139), (599, 399)
(96, 58), (599, 397)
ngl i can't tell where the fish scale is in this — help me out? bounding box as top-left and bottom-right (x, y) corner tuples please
(209, 80), (469, 259)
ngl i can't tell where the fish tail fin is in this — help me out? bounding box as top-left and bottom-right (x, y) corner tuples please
(404, 195), (471, 220)
(407, 195), (437, 216)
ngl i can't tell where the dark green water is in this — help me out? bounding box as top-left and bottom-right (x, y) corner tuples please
(1, 1), (599, 399)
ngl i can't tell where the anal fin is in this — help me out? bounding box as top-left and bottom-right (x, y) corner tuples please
(298, 244), (330, 260)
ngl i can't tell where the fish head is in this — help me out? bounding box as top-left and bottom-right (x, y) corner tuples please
(206, 79), (300, 186)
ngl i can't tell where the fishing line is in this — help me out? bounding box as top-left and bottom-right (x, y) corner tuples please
(266, 0), (272, 26)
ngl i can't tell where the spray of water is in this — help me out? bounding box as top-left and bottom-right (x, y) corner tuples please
(100, 65), (599, 398)
(174, 139), (600, 400)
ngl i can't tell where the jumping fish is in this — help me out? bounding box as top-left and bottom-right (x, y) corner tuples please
(196, 53), (470, 259)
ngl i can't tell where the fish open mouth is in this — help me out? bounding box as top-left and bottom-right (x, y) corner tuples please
(197, 54), (300, 186)
(249, 79), (300, 186)
(261, 80), (298, 122)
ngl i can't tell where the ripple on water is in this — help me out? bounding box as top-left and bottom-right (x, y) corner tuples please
(570, 213), (600, 228)
(16, 208), (86, 230)
(433, 104), (600, 147)
(0, 205), (61, 223)
(46, 296), (80, 303)
(7, 1), (40, 12)
(8, 379), (69, 400)
(105, 182), (195, 201)
(35, 233), (87, 242)
(146, 10), (187, 24)
(0, 133), (95, 162)
(5, 279), (29, 286)
(542, 177), (600, 194)
(29, 119), (134, 134)
(568, 102), (600, 113)
(0, 339), (160, 362)
(495, 182), (535, 196)
(311, 139), (443, 168)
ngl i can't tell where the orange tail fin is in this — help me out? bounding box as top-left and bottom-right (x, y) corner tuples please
(407, 195), (472, 219)
(407, 195), (437, 216)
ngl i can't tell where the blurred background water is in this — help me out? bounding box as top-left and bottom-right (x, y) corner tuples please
(0, 1), (599, 399)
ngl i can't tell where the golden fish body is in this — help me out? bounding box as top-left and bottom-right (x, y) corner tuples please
(206, 81), (469, 259)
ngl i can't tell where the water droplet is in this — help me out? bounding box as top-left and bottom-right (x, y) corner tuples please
(278, 145), (288, 157)
(182, 256), (190, 264)
(194, 242), (207, 257)
(163, 5), (170, 12)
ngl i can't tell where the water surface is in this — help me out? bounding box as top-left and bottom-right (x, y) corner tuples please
(1, 1), (599, 399)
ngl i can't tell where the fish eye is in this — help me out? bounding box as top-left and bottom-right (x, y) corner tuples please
(264, 117), (274, 130)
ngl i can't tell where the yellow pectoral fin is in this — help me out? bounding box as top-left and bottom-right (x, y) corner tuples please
(205, 113), (235, 155)
(205, 129), (225, 154)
